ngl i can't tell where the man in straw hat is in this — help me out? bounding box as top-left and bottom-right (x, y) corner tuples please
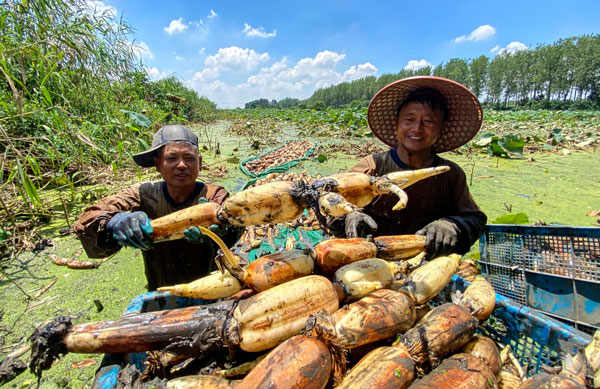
(339, 76), (487, 259)
(74, 125), (240, 291)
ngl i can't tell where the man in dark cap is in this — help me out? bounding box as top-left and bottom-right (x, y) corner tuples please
(74, 125), (240, 291)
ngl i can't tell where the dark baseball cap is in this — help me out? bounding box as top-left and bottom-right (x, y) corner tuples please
(132, 125), (199, 167)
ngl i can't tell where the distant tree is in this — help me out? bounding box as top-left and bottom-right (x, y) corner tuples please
(414, 66), (432, 76)
(310, 100), (327, 110)
(468, 55), (489, 99)
(443, 58), (470, 86)
(486, 54), (508, 105)
(277, 98), (300, 108)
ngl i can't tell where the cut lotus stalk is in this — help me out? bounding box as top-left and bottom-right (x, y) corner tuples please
(400, 254), (461, 305)
(452, 275), (496, 321)
(28, 300), (237, 377)
(232, 275), (341, 352)
(243, 250), (314, 292)
(399, 303), (479, 372)
(407, 353), (497, 388)
(385, 166), (451, 189)
(317, 192), (358, 217)
(373, 235), (426, 260)
(151, 202), (221, 242)
(460, 335), (502, 376)
(219, 181), (307, 226)
(334, 258), (403, 302)
(520, 350), (591, 388)
(314, 238), (378, 275)
(198, 226), (315, 292)
(238, 335), (332, 389)
(313, 172), (375, 208)
(166, 375), (240, 389)
(151, 167), (449, 242)
(157, 270), (242, 300)
(337, 345), (415, 389)
(171, 225), (314, 294)
(373, 181), (409, 210)
(585, 330), (600, 388)
(310, 289), (416, 349)
(498, 345), (524, 388)
(313, 167), (450, 211)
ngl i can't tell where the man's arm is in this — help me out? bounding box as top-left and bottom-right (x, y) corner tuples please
(443, 166), (487, 254)
(73, 184), (142, 258)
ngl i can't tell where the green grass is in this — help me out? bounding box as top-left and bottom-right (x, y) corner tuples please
(1, 118), (599, 387)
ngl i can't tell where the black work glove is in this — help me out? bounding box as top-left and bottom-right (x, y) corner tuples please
(106, 211), (153, 250)
(416, 219), (460, 259)
(184, 224), (225, 244)
(345, 211), (378, 238)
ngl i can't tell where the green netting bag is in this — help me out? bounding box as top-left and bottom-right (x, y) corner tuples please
(233, 211), (328, 263)
(239, 141), (318, 179)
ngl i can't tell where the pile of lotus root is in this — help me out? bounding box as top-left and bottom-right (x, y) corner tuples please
(27, 168), (600, 388)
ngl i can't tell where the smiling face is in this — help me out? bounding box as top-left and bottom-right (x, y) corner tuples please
(395, 102), (444, 155)
(154, 142), (200, 190)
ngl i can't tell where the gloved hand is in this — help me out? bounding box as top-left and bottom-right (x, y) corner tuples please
(416, 219), (460, 259)
(184, 224), (225, 244)
(106, 211), (153, 250)
(345, 211), (378, 238)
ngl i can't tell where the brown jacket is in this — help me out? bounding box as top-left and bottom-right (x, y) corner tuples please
(74, 181), (239, 291)
(349, 150), (486, 254)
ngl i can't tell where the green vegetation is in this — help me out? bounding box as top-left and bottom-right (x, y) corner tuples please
(0, 0), (217, 261)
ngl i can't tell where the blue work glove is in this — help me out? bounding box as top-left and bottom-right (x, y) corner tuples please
(184, 224), (225, 244)
(416, 219), (459, 259)
(106, 211), (153, 250)
(345, 211), (378, 238)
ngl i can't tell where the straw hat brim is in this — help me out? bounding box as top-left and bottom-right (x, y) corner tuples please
(367, 76), (483, 153)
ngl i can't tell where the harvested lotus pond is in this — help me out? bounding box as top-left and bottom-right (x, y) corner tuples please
(1, 110), (599, 387)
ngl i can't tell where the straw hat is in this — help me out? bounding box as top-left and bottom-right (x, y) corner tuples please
(367, 76), (483, 153)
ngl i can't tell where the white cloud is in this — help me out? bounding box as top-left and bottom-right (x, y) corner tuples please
(491, 41), (529, 55)
(454, 25), (496, 43)
(342, 63), (378, 81)
(131, 41), (154, 60)
(146, 66), (170, 80)
(190, 67), (221, 83)
(204, 46), (270, 72)
(185, 49), (378, 108)
(164, 18), (189, 34)
(198, 48), (206, 55)
(207, 9), (218, 19)
(175, 55), (185, 61)
(405, 59), (432, 71)
(243, 23), (277, 38)
(84, 0), (117, 17)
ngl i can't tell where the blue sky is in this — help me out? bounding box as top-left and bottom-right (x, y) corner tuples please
(92, 0), (599, 108)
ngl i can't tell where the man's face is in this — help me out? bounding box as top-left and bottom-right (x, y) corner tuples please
(154, 142), (200, 189)
(396, 102), (444, 154)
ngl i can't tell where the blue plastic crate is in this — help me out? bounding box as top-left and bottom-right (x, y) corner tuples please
(448, 276), (591, 376)
(92, 275), (594, 387)
(479, 224), (600, 334)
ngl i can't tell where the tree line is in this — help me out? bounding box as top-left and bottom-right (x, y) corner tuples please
(245, 34), (600, 110)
